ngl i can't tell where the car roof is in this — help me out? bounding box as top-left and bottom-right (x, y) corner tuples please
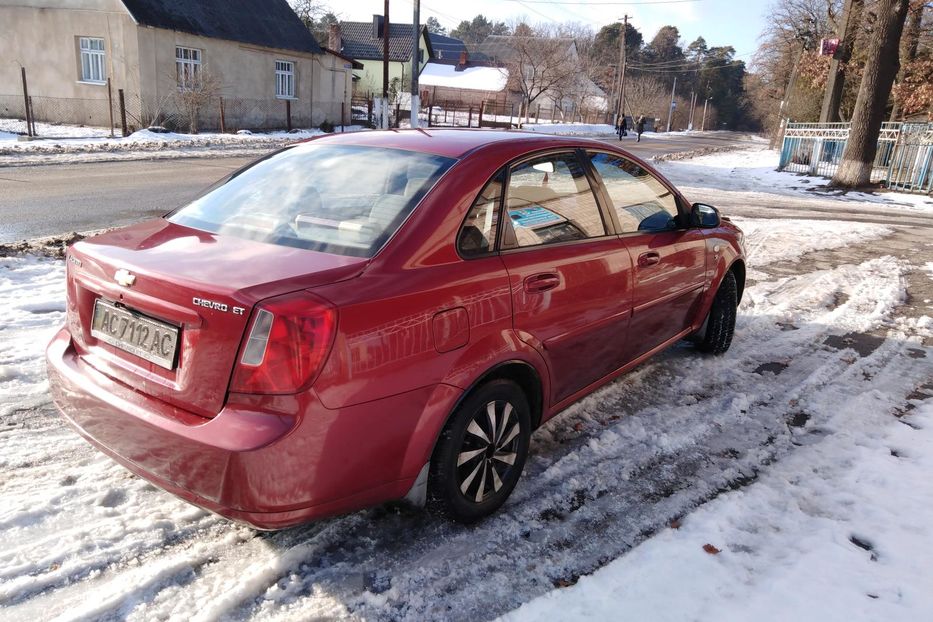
(306, 128), (609, 159)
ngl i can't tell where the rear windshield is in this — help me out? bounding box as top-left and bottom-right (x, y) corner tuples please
(168, 144), (456, 257)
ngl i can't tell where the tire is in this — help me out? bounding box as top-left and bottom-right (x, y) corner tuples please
(429, 379), (531, 523)
(696, 270), (738, 355)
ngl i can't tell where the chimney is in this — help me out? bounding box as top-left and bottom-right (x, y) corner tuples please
(328, 24), (341, 51)
(372, 14), (384, 39)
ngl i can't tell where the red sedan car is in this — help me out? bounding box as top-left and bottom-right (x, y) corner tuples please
(47, 130), (745, 529)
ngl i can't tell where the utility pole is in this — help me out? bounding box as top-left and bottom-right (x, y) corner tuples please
(410, 0), (420, 128)
(688, 91), (697, 130)
(820, 0), (861, 122)
(701, 96), (711, 131)
(615, 14), (629, 126)
(666, 76), (677, 132)
(382, 0), (390, 129)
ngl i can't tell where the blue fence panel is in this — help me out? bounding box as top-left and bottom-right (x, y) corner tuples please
(780, 121), (933, 194)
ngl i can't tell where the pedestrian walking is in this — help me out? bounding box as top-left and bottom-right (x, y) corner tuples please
(635, 115), (646, 142)
(617, 115), (628, 140)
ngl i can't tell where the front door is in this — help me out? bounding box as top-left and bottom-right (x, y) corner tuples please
(498, 151), (634, 404)
(586, 151), (708, 360)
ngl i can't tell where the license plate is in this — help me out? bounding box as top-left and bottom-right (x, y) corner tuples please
(91, 299), (179, 370)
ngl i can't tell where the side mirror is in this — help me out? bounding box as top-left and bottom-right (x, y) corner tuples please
(691, 203), (720, 228)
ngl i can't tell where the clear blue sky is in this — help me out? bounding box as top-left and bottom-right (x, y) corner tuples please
(340, 0), (771, 67)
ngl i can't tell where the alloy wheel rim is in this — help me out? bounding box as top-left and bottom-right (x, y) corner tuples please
(456, 400), (520, 503)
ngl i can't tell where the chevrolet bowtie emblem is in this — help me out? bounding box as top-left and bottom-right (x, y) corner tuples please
(114, 269), (136, 287)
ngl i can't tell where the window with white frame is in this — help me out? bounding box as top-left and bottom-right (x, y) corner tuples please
(176, 46), (202, 89)
(79, 37), (106, 83)
(275, 60), (295, 99)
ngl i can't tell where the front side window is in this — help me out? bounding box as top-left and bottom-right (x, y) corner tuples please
(176, 46), (202, 89)
(79, 37), (105, 83)
(588, 151), (680, 233)
(503, 152), (605, 249)
(459, 171), (504, 257)
(275, 60), (295, 98)
(168, 144), (456, 257)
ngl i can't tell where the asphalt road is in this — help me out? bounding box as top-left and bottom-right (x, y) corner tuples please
(0, 132), (758, 242)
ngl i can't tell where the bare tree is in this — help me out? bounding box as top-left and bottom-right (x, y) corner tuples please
(832, 0), (911, 187)
(499, 24), (577, 124)
(174, 70), (223, 134)
(138, 91), (176, 129)
(751, 0), (837, 131)
(623, 75), (669, 120)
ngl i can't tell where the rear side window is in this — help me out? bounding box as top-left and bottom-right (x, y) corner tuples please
(168, 144), (455, 257)
(588, 152), (680, 233)
(503, 152), (605, 249)
(459, 171), (504, 257)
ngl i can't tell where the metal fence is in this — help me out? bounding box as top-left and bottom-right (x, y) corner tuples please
(779, 121), (933, 193)
(1, 91), (338, 137)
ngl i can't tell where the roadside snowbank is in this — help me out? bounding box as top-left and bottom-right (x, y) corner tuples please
(0, 122), (367, 166)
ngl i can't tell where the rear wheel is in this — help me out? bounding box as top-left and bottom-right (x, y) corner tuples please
(696, 270), (738, 355)
(429, 379), (531, 523)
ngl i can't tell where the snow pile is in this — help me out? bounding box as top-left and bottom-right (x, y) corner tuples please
(0, 123), (369, 166)
(0, 256), (66, 417)
(419, 63), (509, 92)
(0, 118), (111, 139)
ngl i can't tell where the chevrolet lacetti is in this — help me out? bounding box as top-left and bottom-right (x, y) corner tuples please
(47, 130), (746, 529)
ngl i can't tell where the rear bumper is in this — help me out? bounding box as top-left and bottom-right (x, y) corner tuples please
(46, 328), (461, 529)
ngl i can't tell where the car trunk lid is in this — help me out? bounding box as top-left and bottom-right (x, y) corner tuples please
(65, 219), (366, 417)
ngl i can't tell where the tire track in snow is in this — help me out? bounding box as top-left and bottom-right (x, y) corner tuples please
(184, 257), (931, 622)
(2, 232), (931, 621)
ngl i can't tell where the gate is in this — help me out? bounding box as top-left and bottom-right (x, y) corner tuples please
(885, 123), (933, 194)
(779, 121), (933, 193)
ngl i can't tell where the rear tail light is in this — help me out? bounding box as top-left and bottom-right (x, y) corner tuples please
(230, 291), (336, 395)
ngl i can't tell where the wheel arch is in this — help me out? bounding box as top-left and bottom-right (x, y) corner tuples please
(729, 258), (746, 304)
(449, 360), (545, 431)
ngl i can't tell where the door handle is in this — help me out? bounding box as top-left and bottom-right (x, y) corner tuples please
(638, 252), (661, 267)
(524, 273), (561, 293)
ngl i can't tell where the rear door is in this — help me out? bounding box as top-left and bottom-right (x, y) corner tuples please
(498, 150), (635, 404)
(586, 151), (708, 361)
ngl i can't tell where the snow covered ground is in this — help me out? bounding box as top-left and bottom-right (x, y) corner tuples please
(2, 208), (932, 620)
(0, 121), (366, 166)
(503, 396), (933, 622)
(657, 146), (933, 213)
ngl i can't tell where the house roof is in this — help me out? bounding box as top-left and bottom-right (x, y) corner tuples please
(419, 62), (508, 92)
(427, 33), (468, 61)
(338, 20), (431, 62)
(120, 0), (323, 55)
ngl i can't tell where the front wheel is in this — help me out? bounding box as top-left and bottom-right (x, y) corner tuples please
(429, 379), (531, 523)
(696, 270), (738, 355)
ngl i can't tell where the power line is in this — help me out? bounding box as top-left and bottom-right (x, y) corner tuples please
(629, 59), (747, 73)
(630, 53), (752, 70)
(513, 0), (563, 22)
